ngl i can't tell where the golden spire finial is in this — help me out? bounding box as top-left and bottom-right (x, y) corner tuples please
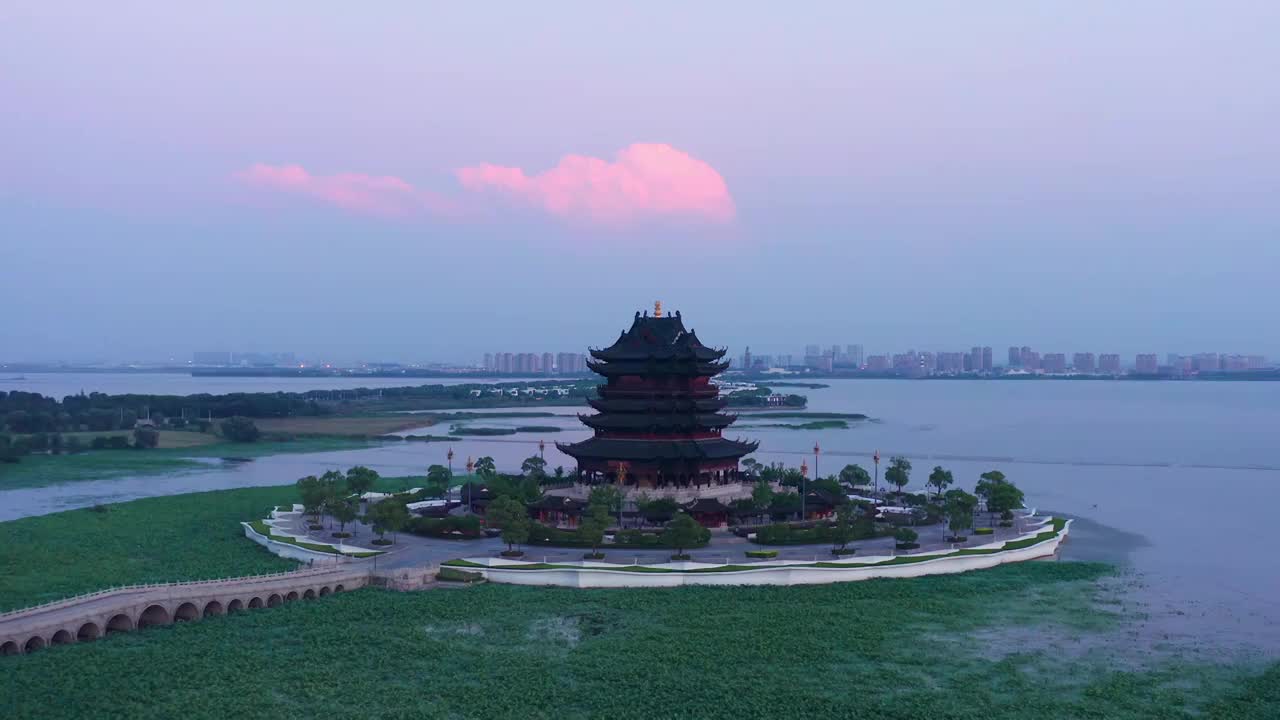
(654, 300), (662, 318)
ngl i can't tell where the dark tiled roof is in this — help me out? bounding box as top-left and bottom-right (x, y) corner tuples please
(589, 311), (726, 364)
(557, 437), (758, 462)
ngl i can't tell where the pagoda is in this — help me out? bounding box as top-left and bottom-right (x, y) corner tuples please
(557, 303), (757, 493)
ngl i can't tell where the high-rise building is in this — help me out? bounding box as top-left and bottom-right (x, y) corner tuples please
(969, 347), (983, 373)
(741, 346), (753, 370)
(1008, 346), (1021, 367)
(981, 347), (992, 372)
(1135, 354), (1158, 374)
(848, 344), (864, 367)
(1192, 353), (1220, 372)
(1098, 354), (1121, 374)
(483, 353), (494, 371)
(866, 355), (890, 372)
(1042, 353), (1066, 373)
(1019, 347), (1040, 371)
(1073, 352), (1096, 374)
(542, 352), (555, 374)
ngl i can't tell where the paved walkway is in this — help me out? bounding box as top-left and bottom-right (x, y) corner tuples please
(276, 510), (1033, 569)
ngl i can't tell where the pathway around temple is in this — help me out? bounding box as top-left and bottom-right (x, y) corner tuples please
(271, 509), (1038, 571)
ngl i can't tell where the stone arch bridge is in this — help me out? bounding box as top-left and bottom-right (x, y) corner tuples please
(0, 566), (370, 656)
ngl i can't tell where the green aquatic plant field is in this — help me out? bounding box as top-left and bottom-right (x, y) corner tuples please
(0, 486), (300, 611)
(2, 563), (1276, 719)
(0, 436), (377, 490)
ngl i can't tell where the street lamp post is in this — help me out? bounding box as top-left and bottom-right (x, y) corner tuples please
(465, 456), (475, 514)
(873, 449), (881, 505)
(538, 439), (545, 461)
(799, 459), (809, 521)
(447, 447), (454, 476)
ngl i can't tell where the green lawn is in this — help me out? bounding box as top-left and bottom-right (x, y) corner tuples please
(1, 563), (1276, 719)
(0, 436), (380, 490)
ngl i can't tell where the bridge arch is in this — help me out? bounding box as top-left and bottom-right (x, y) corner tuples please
(2, 640), (19, 655)
(227, 599), (244, 612)
(106, 613), (132, 634)
(78, 622), (101, 641)
(25, 636), (45, 653)
(138, 604), (171, 629)
(319, 586), (331, 597)
(335, 584), (345, 593)
(248, 597), (264, 609)
(204, 600), (225, 617)
(303, 588), (316, 600)
(174, 602), (200, 622)
(267, 594), (283, 608)
(285, 591), (299, 602)
(51, 629), (73, 646)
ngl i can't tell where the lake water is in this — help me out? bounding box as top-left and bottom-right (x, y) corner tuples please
(2, 376), (1278, 651)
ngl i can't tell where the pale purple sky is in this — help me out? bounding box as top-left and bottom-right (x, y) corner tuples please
(2, 2), (1278, 363)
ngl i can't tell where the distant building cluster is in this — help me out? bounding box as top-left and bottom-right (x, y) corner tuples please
(483, 352), (588, 375)
(726, 341), (1271, 378)
(192, 351), (297, 367)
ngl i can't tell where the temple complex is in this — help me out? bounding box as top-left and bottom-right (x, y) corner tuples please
(557, 303), (757, 500)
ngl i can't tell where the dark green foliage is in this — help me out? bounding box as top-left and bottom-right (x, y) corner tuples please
(745, 549), (778, 558)
(408, 514), (482, 539)
(219, 416), (261, 443)
(894, 527), (919, 549)
(132, 426), (160, 448)
(660, 512), (707, 555)
(487, 495), (530, 551)
(755, 518), (879, 546)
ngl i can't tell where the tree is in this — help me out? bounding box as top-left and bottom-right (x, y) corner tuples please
(366, 499), (409, 544)
(780, 468), (806, 488)
(987, 481), (1025, 526)
(220, 416), (261, 443)
(943, 488), (977, 540)
(331, 497), (359, 536)
(132, 427), (160, 449)
(884, 456), (912, 499)
(425, 464), (452, 498)
(588, 484), (623, 529)
(974, 470), (1007, 504)
(296, 475), (328, 523)
(474, 456), (496, 479)
(579, 501), (610, 556)
(661, 512), (703, 558)
(751, 478), (774, 510)
(553, 465), (566, 480)
(345, 465), (379, 498)
(926, 466), (954, 499)
(318, 470), (345, 525)
(894, 527), (919, 548)
(741, 457), (762, 481)
(486, 495), (529, 553)
(839, 463), (871, 488)
(520, 455), (547, 480)
(830, 503), (856, 552)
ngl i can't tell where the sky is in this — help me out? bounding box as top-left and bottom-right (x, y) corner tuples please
(2, 1), (1278, 364)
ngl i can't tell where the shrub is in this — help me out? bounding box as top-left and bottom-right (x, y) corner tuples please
(974, 527), (994, 535)
(308, 523), (323, 531)
(436, 567), (483, 583)
(372, 539), (394, 546)
(831, 548), (857, 556)
(220, 416), (261, 443)
(500, 549), (525, 558)
(331, 532), (351, 539)
(893, 528), (919, 551)
(409, 514), (483, 539)
(998, 521), (1014, 528)
(583, 552), (605, 560)
(670, 553), (692, 561)
(946, 536), (967, 543)
(745, 549), (778, 559)
(895, 543), (920, 550)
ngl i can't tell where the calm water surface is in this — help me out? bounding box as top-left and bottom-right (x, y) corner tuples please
(2, 376), (1277, 650)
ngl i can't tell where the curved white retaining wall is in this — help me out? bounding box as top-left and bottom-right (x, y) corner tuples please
(241, 523), (348, 565)
(459, 520), (1070, 588)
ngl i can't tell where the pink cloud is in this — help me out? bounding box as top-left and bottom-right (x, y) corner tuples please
(236, 143), (734, 226)
(456, 143), (735, 224)
(236, 163), (456, 218)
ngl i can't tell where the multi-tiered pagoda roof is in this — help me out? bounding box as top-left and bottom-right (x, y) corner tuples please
(558, 306), (757, 489)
